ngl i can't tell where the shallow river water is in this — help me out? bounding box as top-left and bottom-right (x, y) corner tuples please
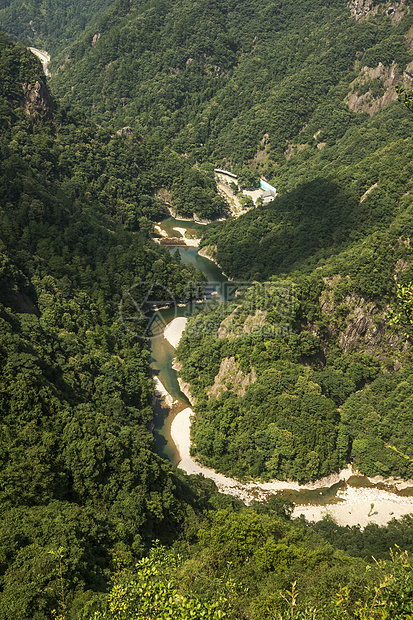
(150, 220), (230, 465)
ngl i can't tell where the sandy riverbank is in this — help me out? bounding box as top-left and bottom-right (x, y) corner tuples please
(172, 227), (200, 247)
(170, 406), (413, 527)
(154, 224), (168, 237)
(164, 317), (188, 348)
(295, 486), (413, 528)
(197, 246), (232, 280)
(153, 224), (200, 246)
(153, 375), (178, 408)
(165, 318), (413, 527)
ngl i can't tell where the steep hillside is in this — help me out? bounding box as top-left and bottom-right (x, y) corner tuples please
(0, 33), (216, 619)
(176, 253), (413, 482)
(48, 0), (413, 169)
(168, 3), (413, 485)
(0, 0), (114, 54)
(4, 0), (413, 616)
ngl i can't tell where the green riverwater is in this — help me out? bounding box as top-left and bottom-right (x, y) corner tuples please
(150, 235), (230, 465)
(156, 217), (206, 238)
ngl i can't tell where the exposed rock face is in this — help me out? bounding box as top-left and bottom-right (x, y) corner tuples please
(178, 377), (195, 404)
(193, 214), (212, 224)
(155, 188), (174, 210)
(360, 183), (378, 203)
(320, 277), (404, 356)
(405, 26), (413, 50)
(338, 298), (392, 354)
(172, 358), (183, 372)
(348, 0), (377, 21)
(207, 356), (256, 399)
(116, 126), (134, 137)
(59, 56), (71, 71)
(345, 62), (399, 116)
(348, 0), (408, 23)
(22, 80), (54, 120)
(284, 142), (308, 160)
(198, 245), (217, 261)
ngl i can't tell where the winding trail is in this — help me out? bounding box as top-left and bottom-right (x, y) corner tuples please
(163, 317), (413, 528)
(29, 47), (51, 77)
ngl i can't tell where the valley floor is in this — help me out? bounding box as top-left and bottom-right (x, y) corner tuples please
(164, 317), (413, 528)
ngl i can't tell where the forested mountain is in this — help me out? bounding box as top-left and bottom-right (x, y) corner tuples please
(2, 0), (413, 616)
(176, 268), (412, 482)
(0, 33), (215, 618)
(45, 0), (413, 170)
(166, 1), (413, 486)
(0, 0), (113, 54)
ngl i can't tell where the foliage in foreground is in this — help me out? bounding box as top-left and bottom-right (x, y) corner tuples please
(92, 546), (232, 620)
(85, 542), (413, 620)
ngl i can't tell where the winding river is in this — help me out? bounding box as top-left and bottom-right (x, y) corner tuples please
(151, 218), (229, 464)
(150, 219), (413, 528)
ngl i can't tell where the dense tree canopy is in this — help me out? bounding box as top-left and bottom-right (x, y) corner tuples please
(2, 0), (413, 614)
(0, 33), (218, 619)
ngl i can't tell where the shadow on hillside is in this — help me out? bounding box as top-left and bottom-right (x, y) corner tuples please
(215, 178), (361, 280)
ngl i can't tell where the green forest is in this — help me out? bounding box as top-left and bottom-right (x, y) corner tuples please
(2, 0), (413, 616)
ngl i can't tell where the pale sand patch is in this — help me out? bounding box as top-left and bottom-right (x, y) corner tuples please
(164, 317), (188, 348)
(170, 406), (349, 498)
(153, 376), (177, 408)
(244, 188), (265, 204)
(172, 227), (200, 247)
(172, 227), (187, 237)
(170, 407), (269, 501)
(294, 486), (413, 528)
(181, 238), (200, 247)
(170, 407), (329, 496)
(154, 225), (168, 237)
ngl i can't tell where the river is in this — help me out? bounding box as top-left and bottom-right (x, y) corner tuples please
(150, 219), (413, 528)
(150, 219), (230, 464)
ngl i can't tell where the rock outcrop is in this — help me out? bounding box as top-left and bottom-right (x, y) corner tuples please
(345, 62), (399, 116)
(207, 356), (256, 399)
(22, 80), (54, 120)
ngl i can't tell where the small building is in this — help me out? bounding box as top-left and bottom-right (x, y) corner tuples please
(260, 179), (277, 193)
(262, 189), (276, 205)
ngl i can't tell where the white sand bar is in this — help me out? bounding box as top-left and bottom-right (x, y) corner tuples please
(295, 486), (413, 528)
(172, 227), (200, 246)
(172, 227), (187, 237)
(170, 407), (276, 501)
(170, 408), (413, 526)
(164, 317), (188, 348)
(153, 376), (177, 408)
(154, 224), (168, 237)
